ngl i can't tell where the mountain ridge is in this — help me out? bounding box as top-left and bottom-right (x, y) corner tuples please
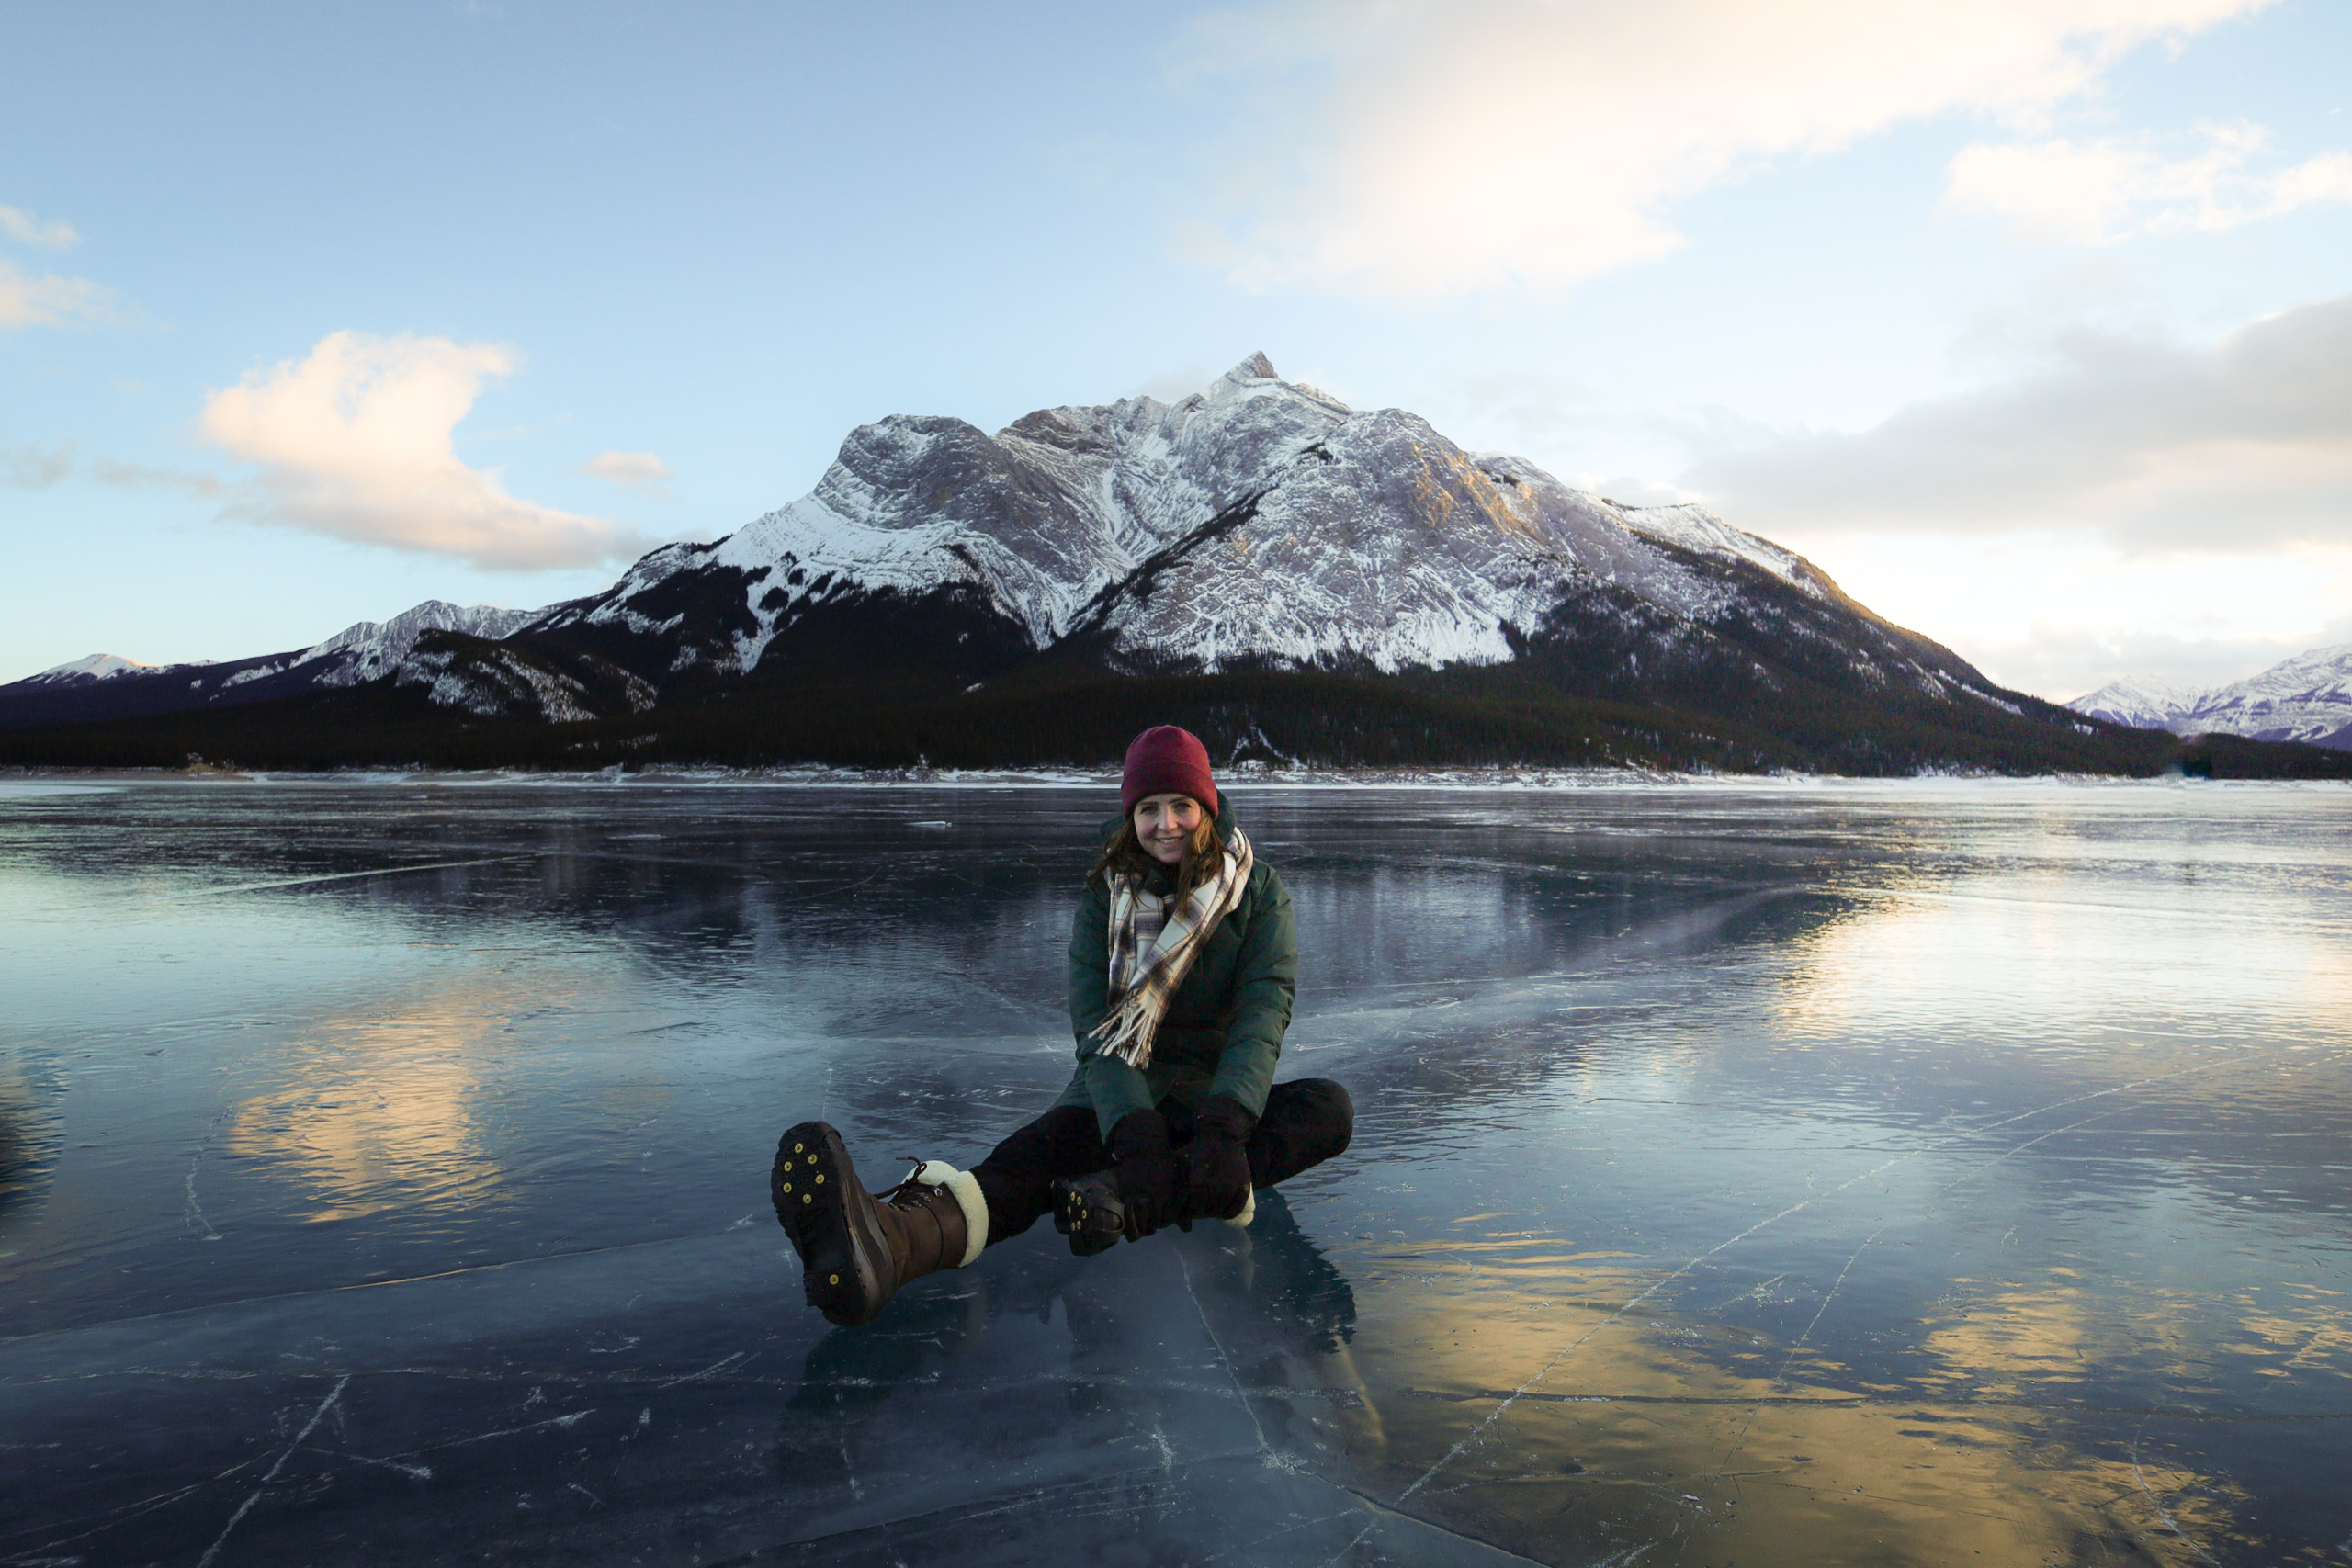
(2068, 644), (2352, 751)
(1, 601), (534, 729)
(494, 354), (1983, 707)
(5, 355), (2346, 779)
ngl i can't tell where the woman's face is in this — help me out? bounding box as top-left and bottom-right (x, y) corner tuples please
(1132, 792), (1205, 865)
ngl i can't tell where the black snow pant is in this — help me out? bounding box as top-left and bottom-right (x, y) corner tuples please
(969, 1078), (1353, 1246)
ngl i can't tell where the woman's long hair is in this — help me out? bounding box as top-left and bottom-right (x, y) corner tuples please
(1090, 808), (1220, 902)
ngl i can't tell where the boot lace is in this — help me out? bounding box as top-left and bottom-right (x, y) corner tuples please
(881, 1156), (938, 1204)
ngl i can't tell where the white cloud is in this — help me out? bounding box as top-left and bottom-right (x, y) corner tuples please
(1136, 366), (1216, 402)
(1685, 296), (2352, 554)
(0, 258), (113, 327)
(2, 442), (74, 488)
(1668, 294), (2352, 697)
(201, 331), (650, 570)
(1182, 0), (2273, 296)
(1991, 616), (2352, 702)
(1774, 530), (2352, 700)
(1943, 121), (2352, 243)
(0, 204), (80, 249)
(580, 449), (674, 491)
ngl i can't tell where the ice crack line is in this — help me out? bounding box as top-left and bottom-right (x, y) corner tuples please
(183, 1169), (220, 1242)
(1175, 1248), (1275, 1463)
(182, 1111), (228, 1243)
(1302, 1473), (1558, 1568)
(388, 1408), (594, 1460)
(1695, 1105), (2110, 1494)
(6, 1463), (257, 1556)
(142, 855), (533, 902)
(195, 1373), (349, 1568)
(653, 1349), (749, 1389)
(839, 1431), (864, 1503)
(1394, 1049), (2323, 1506)
(2130, 1419), (2222, 1568)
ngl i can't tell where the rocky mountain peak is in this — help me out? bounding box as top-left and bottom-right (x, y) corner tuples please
(1222, 351), (1279, 384)
(2069, 643), (2352, 748)
(505, 355), (2004, 711)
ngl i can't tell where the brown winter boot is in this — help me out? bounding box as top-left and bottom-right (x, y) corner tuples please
(773, 1122), (989, 1326)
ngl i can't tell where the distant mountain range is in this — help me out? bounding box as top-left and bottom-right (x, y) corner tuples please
(2069, 645), (2352, 752)
(4, 355), (2345, 779)
(4, 601), (536, 729)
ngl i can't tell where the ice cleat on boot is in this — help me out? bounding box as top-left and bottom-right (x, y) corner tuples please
(1052, 1172), (1125, 1258)
(772, 1122), (989, 1326)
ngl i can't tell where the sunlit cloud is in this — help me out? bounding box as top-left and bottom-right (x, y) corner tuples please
(579, 449), (674, 491)
(200, 331), (651, 571)
(1670, 295), (2352, 696)
(1943, 121), (2352, 243)
(1765, 529), (2352, 699)
(1182, 0), (2274, 297)
(0, 204), (80, 249)
(1686, 296), (2352, 555)
(0, 258), (114, 328)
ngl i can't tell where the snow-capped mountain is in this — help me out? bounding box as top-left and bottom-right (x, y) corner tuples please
(2065, 673), (2211, 730)
(477, 354), (2008, 722)
(0, 601), (536, 729)
(6, 355), (2161, 773)
(232, 600), (539, 691)
(2068, 645), (2352, 750)
(20, 653), (165, 685)
(591, 353), (1748, 675)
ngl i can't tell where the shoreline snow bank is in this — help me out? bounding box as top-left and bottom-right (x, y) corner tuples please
(5, 765), (2342, 794)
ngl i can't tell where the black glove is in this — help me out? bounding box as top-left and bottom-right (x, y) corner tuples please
(1184, 1095), (1258, 1221)
(1109, 1110), (1182, 1240)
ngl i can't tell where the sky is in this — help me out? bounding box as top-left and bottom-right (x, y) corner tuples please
(4, 0), (2348, 702)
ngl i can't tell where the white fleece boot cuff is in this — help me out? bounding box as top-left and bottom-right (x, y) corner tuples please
(910, 1160), (989, 1267)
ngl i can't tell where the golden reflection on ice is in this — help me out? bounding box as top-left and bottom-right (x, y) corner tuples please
(222, 975), (579, 1224)
(1343, 1250), (2258, 1566)
(1776, 870), (2346, 1048)
(231, 1057), (498, 1224)
(1917, 1276), (2106, 1395)
(0, 1063), (59, 1247)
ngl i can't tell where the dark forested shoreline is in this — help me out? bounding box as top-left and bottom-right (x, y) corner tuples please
(6, 664), (2346, 780)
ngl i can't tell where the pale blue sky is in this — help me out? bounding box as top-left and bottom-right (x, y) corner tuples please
(6, 0), (2348, 699)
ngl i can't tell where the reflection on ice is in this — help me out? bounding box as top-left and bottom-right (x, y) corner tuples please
(2, 781), (2348, 1564)
(0, 1065), (58, 1236)
(225, 1052), (501, 1228)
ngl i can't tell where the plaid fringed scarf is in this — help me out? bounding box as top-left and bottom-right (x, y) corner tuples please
(1089, 827), (1255, 1070)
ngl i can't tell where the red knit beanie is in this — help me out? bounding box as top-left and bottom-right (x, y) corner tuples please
(1121, 726), (1217, 817)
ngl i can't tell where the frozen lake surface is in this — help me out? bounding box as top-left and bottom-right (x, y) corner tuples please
(3, 777), (2349, 1566)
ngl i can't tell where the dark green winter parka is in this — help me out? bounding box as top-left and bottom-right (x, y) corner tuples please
(1059, 801), (1297, 1137)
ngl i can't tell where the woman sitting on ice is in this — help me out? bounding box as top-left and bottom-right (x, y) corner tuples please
(774, 725), (1354, 1326)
